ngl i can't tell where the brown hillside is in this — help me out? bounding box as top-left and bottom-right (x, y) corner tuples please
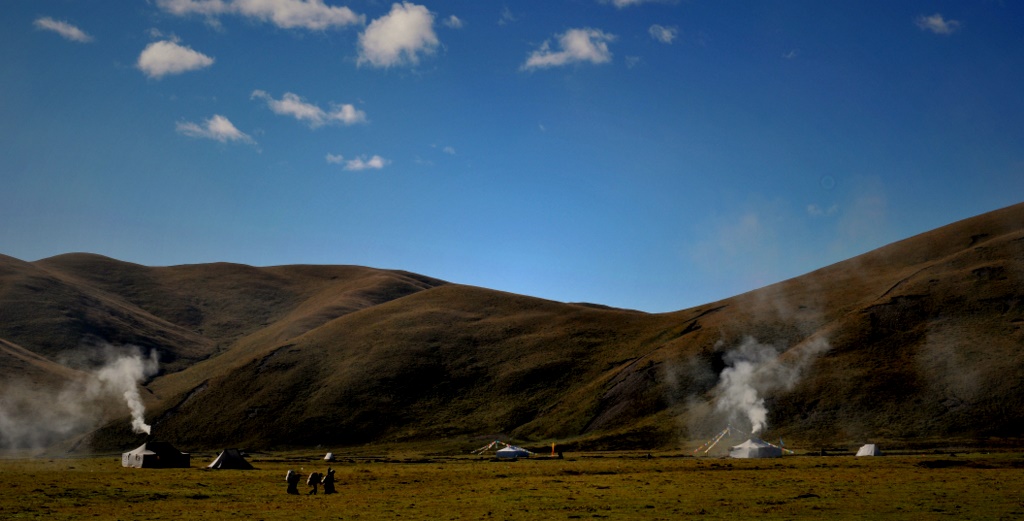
(2, 202), (1023, 452)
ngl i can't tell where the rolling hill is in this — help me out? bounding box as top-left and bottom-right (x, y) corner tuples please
(1, 202), (1022, 452)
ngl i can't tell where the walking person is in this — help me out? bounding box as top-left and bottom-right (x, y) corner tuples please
(322, 467), (336, 494)
(307, 471), (322, 495)
(285, 470), (300, 495)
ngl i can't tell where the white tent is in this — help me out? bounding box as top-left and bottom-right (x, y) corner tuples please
(472, 440), (534, 459)
(496, 445), (531, 459)
(729, 438), (782, 459)
(856, 444), (882, 456)
(324, 452), (336, 461)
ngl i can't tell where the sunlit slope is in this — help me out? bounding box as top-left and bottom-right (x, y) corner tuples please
(1, 253), (445, 382)
(0, 253), (212, 373)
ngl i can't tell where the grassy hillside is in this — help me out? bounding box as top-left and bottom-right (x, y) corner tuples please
(2, 202), (1022, 452)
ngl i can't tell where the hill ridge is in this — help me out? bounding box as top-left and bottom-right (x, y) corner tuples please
(1, 202), (1022, 451)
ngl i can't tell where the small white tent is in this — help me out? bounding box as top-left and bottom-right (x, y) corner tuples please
(207, 448), (254, 469)
(729, 438), (782, 459)
(495, 446), (532, 459)
(856, 444), (882, 456)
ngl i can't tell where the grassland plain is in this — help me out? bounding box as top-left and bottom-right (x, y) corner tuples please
(2, 449), (1024, 520)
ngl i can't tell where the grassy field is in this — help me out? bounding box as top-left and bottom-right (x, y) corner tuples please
(2, 449), (1023, 520)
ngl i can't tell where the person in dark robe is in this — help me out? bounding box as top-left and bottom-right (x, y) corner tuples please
(307, 471), (322, 495)
(322, 467), (336, 494)
(285, 470), (300, 495)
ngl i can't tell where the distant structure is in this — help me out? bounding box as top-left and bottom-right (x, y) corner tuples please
(729, 438), (783, 459)
(207, 448), (254, 469)
(472, 440), (533, 459)
(122, 441), (190, 468)
(856, 444), (882, 456)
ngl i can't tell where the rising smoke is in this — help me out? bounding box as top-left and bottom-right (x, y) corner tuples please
(93, 351), (159, 434)
(0, 346), (159, 450)
(712, 336), (830, 436)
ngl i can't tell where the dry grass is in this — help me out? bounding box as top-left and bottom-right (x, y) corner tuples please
(3, 449), (1024, 520)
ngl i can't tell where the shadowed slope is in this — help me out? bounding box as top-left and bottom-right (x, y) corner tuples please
(145, 286), (678, 448)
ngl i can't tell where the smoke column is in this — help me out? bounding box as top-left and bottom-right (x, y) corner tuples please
(94, 351), (159, 434)
(712, 336), (829, 436)
(0, 346), (159, 449)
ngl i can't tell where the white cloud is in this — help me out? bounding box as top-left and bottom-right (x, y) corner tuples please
(157, 0), (229, 16)
(915, 13), (961, 35)
(603, 0), (659, 8)
(522, 28), (615, 70)
(176, 114), (255, 144)
(156, 0), (363, 30)
(137, 40), (214, 79)
(648, 24), (677, 44)
(328, 154), (389, 171)
(443, 15), (463, 29)
(251, 90), (367, 127)
(358, 2), (439, 68)
(442, 146), (456, 155)
(34, 17), (93, 43)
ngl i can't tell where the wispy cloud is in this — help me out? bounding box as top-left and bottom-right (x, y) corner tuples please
(443, 15), (463, 29)
(498, 6), (517, 26)
(602, 0), (661, 8)
(915, 13), (961, 35)
(156, 0), (364, 30)
(806, 203), (839, 217)
(176, 114), (254, 144)
(649, 24), (678, 44)
(522, 28), (615, 71)
(327, 153), (389, 171)
(137, 40), (214, 79)
(34, 17), (93, 43)
(251, 90), (366, 127)
(358, 2), (439, 68)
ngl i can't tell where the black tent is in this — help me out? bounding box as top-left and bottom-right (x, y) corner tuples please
(122, 442), (190, 468)
(207, 448), (254, 469)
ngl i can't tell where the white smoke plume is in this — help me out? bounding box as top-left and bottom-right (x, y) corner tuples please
(712, 336), (829, 436)
(0, 347), (159, 449)
(94, 352), (160, 434)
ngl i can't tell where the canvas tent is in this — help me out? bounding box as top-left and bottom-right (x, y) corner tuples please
(472, 440), (534, 459)
(324, 452), (336, 461)
(207, 448), (254, 469)
(856, 444), (882, 456)
(495, 445), (532, 459)
(122, 441), (190, 468)
(729, 438), (783, 459)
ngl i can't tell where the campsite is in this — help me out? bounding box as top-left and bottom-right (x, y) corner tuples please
(3, 447), (1024, 520)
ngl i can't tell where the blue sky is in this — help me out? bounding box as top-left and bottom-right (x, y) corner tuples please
(3, 1), (1022, 313)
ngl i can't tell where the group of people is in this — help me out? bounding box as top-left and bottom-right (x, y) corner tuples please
(285, 467), (336, 495)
